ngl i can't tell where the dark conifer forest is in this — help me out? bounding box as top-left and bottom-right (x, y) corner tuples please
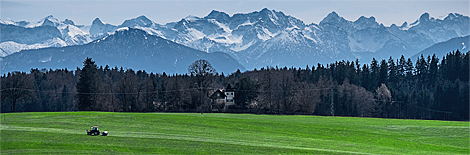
(2, 50), (468, 121)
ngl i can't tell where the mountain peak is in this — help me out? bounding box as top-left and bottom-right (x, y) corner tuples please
(90, 18), (117, 35)
(327, 11), (339, 18)
(419, 12), (431, 21)
(137, 15), (151, 21)
(444, 13), (466, 21)
(260, 8), (271, 13)
(183, 15), (200, 22)
(255, 8), (293, 25)
(259, 8), (279, 16)
(320, 11), (344, 25)
(63, 19), (75, 25)
(408, 12), (433, 27)
(353, 16), (379, 29)
(356, 16), (376, 22)
(400, 21), (408, 28)
(206, 10), (230, 21)
(447, 13), (457, 18)
(92, 18), (104, 25)
(41, 15), (60, 27)
(207, 10), (227, 17)
(96, 27), (148, 44)
(121, 15), (153, 27)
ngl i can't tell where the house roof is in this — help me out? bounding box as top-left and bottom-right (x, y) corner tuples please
(226, 84), (234, 92)
(209, 89), (226, 99)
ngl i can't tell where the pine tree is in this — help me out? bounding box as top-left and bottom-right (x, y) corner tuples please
(76, 57), (100, 111)
(379, 59), (388, 85)
(415, 55), (428, 84)
(428, 54), (439, 85)
(405, 58), (414, 78)
(388, 57), (397, 84)
(360, 64), (371, 90)
(397, 55), (406, 82)
(370, 58), (379, 89)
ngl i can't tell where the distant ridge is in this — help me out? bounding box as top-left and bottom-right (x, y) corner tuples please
(1, 28), (245, 74)
(412, 35), (470, 60)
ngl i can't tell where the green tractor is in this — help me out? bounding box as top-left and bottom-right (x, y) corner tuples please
(87, 126), (108, 136)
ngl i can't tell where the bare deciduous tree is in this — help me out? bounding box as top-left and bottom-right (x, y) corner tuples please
(1, 72), (35, 112)
(376, 83), (392, 117)
(188, 59), (217, 112)
(188, 59), (216, 77)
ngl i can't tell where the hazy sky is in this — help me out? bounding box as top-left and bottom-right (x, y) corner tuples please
(1, 0), (469, 26)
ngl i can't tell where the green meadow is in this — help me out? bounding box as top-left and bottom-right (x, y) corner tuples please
(1, 112), (468, 154)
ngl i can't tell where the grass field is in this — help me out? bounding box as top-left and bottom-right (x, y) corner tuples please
(1, 112), (468, 154)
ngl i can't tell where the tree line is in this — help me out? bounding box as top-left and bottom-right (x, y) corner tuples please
(1, 50), (468, 121)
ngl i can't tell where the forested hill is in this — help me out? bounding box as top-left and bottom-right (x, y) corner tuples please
(0, 28), (245, 74)
(1, 50), (468, 121)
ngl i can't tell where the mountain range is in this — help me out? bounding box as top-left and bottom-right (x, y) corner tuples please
(1, 28), (245, 74)
(1, 8), (469, 73)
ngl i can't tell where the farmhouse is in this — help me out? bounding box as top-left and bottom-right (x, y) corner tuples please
(209, 84), (235, 111)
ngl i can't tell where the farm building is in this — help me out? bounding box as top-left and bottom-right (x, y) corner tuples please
(209, 84), (235, 112)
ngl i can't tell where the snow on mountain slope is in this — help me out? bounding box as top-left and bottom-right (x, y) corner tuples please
(120, 15), (154, 27)
(353, 16), (380, 30)
(0, 38), (67, 57)
(62, 25), (94, 45)
(89, 18), (117, 35)
(0, 16), (96, 57)
(0, 19), (16, 25)
(161, 8), (306, 55)
(1, 28), (245, 74)
(240, 27), (321, 68)
(317, 11), (469, 63)
(0, 15), (169, 57)
(63, 25), (86, 38)
(1, 9), (469, 71)
(408, 13), (470, 43)
(24, 15), (60, 27)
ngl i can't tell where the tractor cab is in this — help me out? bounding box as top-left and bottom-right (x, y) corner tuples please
(86, 126), (108, 136)
(87, 126), (101, 136)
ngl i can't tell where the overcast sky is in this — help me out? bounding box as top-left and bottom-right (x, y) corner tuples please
(1, 0), (469, 26)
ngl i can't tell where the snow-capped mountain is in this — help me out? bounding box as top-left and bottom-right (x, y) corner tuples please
(317, 11), (469, 62)
(89, 18), (118, 35)
(151, 9), (468, 68)
(1, 28), (245, 74)
(1, 9), (469, 70)
(120, 15), (154, 28)
(0, 15), (100, 57)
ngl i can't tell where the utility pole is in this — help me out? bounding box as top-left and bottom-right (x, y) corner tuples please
(201, 85), (203, 114)
(330, 88), (334, 116)
(268, 69), (272, 114)
(197, 81), (203, 114)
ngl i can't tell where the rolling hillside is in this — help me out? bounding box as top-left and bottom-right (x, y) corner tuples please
(1, 112), (468, 154)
